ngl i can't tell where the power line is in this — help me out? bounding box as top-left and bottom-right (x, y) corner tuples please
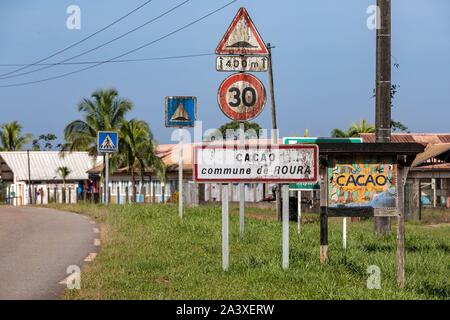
(0, 0), (155, 78)
(0, 53), (214, 67)
(0, 0), (191, 80)
(0, 0), (238, 88)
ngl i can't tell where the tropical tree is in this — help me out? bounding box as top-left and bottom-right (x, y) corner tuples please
(63, 89), (133, 154)
(206, 121), (262, 141)
(116, 119), (165, 202)
(330, 128), (352, 138)
(303, 128), (310, 137)
(63, 89), (133, 198)
(32, 133), (60, 151)
(0, 121), (32, 151)
(348, 119), (376, 136)
(331, 119), (375, 138)
(57, 166), (72, 187)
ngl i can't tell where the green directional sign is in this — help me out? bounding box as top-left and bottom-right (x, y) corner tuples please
(283, 137), (363, 191)
(283, 137), (363, 145)
(289, 182), (320, 191)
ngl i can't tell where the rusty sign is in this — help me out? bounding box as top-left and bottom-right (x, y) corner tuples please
(193, 145), (319, 183)
(328, 155), (397, 208)
(217, 73), (266, 121)
(165, 96), (196, 128)
(216, 56), (268, 72)
(216, 7), (269, 56)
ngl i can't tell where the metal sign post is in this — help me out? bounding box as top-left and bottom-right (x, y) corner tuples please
(239, 122), (245, 238)
(105, 153), (110, 205)
(222, 184), (229, 271)
(97, 131), (119, 205)
(267, 43), (282, 222)
(213, 7), (285, 271)
(194, 144), (319, 271)
(282, 184), (290, 270)
(178, 128), (183, 219)
(165, 96), (197, 220)
(297, 190), (302, 234)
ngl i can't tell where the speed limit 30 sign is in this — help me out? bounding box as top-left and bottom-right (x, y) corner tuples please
(217, 73), (266, 121)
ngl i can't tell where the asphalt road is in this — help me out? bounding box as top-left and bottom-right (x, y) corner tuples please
(0, 206), (98, 300)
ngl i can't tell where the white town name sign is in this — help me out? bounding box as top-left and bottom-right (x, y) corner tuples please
(193, 145), (319, 183)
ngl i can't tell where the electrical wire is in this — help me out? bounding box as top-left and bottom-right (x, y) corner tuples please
(0, 0), (191, 80)
(0, 0), (237, 88)
(0, 0), (155, 78)
(0, 53), (214, 67)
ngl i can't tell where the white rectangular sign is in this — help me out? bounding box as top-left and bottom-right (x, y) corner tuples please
(193, 145), (319, 183)
(216, 56), (268, 72)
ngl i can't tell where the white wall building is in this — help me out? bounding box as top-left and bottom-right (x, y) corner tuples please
(0, 151), (101, 206)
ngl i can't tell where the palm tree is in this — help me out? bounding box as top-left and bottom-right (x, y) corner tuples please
(0, 121), (32, 151)
(117, 119), (165, 202)
(63, 89), (133, 154)
(331, 119), (375, 138)
(57, 166), (72, 187)
(63, 89), (133, 200)
(331, 128), (352, 138)
(304, 128), (310, 137)
(348, 119), (375, 137)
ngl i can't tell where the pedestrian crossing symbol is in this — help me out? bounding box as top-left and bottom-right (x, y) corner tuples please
(98, 131), (119, 153)
(165, 96), (197, 128)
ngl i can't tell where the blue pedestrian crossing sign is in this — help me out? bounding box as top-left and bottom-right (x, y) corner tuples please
(98, 131), (119, 153)
(165, 96), (197, 128)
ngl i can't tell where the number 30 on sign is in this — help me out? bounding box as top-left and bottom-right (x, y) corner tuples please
(217, 73), (266, 121)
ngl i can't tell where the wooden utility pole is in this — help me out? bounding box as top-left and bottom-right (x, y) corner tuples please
(375, 0), (392, 142)
(374, 0), (392, 234)
(267, 43), (282, 221)
(396, 166), (408, 288)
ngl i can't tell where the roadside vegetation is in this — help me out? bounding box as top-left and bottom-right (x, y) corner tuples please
(62, 88), (165, 201)
(47, 203), (449, 300)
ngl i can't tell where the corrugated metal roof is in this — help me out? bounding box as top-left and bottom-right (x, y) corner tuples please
(0, 151), (102, 181)
(361, 133), (450, 144)
(412, 143), (450, 167)
(411, 163), (450, 171)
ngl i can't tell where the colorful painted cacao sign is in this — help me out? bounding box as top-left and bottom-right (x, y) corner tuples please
(328, 156), (397, 208)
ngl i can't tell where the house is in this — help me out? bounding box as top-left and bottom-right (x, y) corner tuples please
(0, 151), (101, 205)
(361, 133), (450, 217)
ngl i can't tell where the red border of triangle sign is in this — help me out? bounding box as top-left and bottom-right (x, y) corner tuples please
(216, 7), (269, 56)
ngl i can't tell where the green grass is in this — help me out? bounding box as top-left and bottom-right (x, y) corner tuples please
(420, 208), (450, 225)
(48, 203), (450, 300)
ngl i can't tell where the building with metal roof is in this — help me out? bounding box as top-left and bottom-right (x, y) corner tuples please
(361, 133), (450, 217)
(0, 151), (102, 206)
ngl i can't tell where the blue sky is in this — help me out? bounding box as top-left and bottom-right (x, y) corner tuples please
(0, 0), (449, 144)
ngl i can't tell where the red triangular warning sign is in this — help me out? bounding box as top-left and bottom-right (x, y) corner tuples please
(216, 8), (269, 56)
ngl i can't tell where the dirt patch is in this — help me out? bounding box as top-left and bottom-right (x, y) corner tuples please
(244, 212), (277, 221)
(426, 223), (450, 228)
